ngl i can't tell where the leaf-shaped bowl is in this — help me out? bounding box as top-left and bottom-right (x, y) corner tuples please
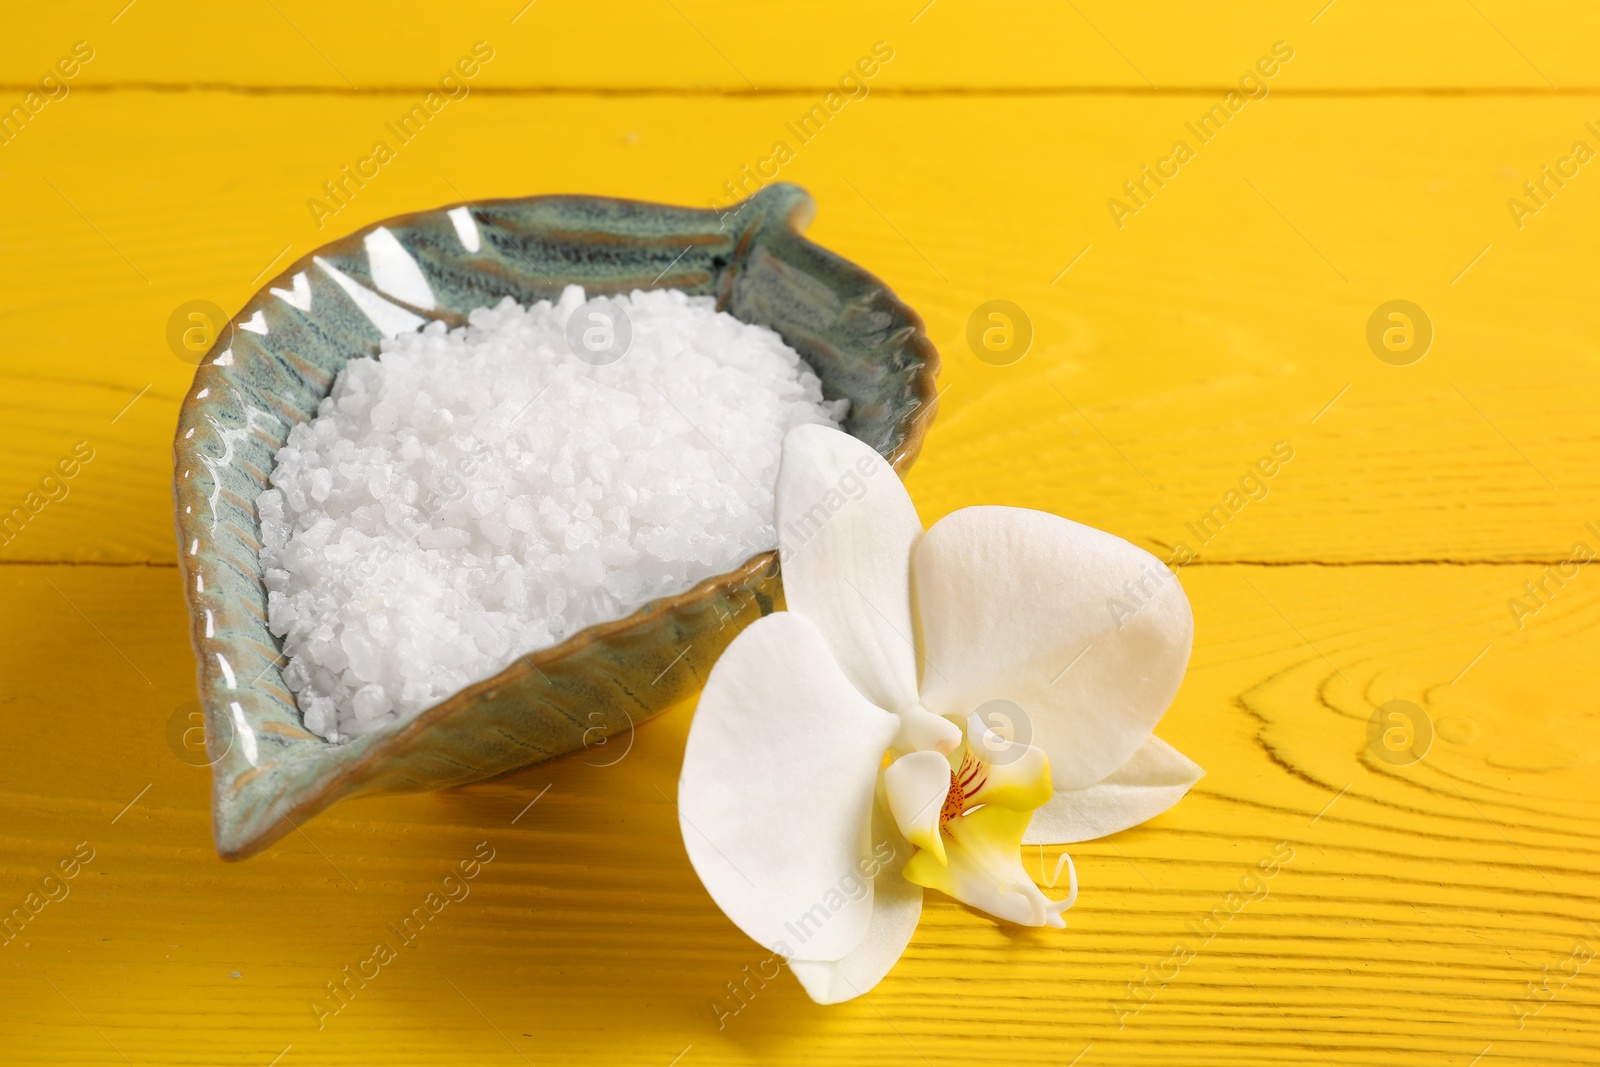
(173, 183), (939, 860)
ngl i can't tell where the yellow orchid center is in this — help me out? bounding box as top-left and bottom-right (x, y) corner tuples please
(887, 712), (1077, 928)
(937, 746), (996, 829)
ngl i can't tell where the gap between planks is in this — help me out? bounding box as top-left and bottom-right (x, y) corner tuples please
(3, 82), (1600, 98)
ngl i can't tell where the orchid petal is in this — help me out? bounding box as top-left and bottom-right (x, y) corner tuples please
(678, 611), (898, 962)
(789, 799), (923, 1004)
(1022, 735), (1204, 845)
(776, 423), (924, 717)
(914, 506), (1194, 790)
(883, 750), (951, 865)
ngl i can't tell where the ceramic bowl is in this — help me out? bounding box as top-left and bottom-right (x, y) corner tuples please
(173, 182), (938, 860)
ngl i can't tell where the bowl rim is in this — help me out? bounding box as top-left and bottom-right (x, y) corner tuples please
(174, 182), (940, 858)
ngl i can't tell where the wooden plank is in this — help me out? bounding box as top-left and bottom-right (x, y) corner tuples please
(0, 561), (1594, 1065)
(2, 92), (1598, 563)
(1, 1), (1598, 91)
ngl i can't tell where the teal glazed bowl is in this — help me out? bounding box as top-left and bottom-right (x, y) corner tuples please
(173, 183), (939, 860)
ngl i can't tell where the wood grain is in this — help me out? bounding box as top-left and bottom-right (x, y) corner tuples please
(2, 93), (1599, 565)
(1, 562), (1595, 1066)
(2, 2), (1598, 90)
(3, 4), (1599, 1065)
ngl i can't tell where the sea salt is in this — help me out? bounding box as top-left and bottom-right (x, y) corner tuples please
(258, 286), (845, 741)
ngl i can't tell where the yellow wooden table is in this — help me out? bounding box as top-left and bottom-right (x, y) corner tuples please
(4, 3), (1598, 1064)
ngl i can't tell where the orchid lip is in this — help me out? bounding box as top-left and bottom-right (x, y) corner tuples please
(889, 719), (1077, 930)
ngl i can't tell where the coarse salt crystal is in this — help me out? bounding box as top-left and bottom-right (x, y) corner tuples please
(259, 286), (846, 742)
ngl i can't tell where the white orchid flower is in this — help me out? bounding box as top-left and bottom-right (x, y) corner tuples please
(677, 424), (1200, 1004)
